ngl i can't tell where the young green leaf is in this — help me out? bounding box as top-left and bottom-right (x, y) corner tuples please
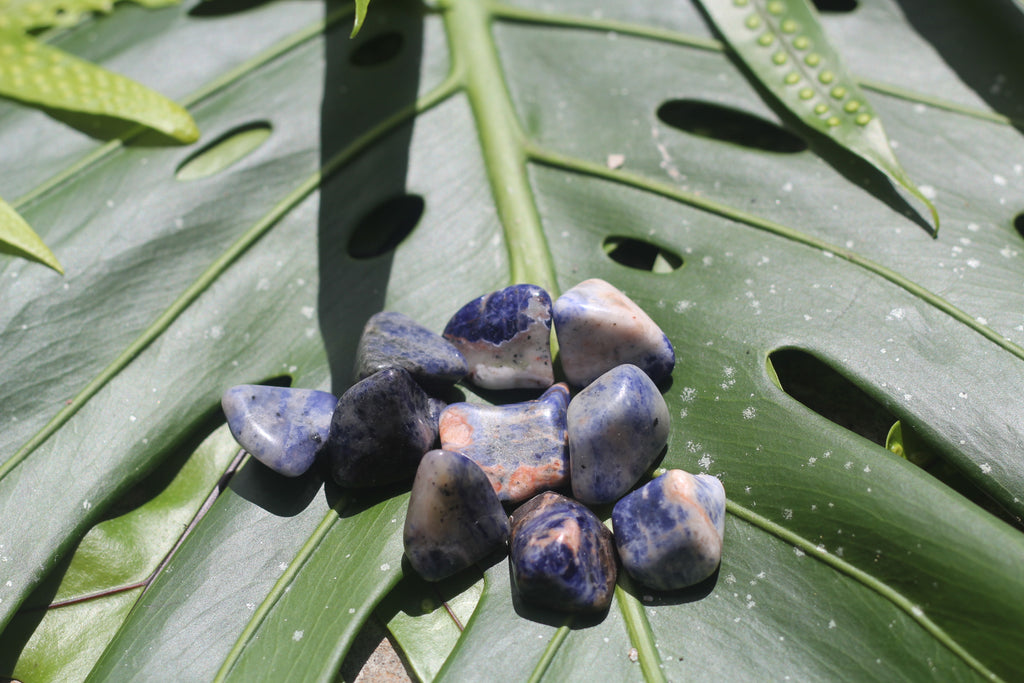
(0, 0), (179, 32)
(350, 0), (371, 37)
(0, 196), (62, 273)
(0, 30), (199, 143)
(695, 0), (939, 233)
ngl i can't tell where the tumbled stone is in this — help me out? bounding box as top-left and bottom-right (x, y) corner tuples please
(221, 384), (336, 477)
(568, 364), (670, 505)
(439, 384), (569, 503)
(443, 284), (554, 390)
(324, 368), (437, 487)
(553, 278), (675, 387)
(509, 492), (617, 613)
(404, 449), (511, 581)
(354, 311), (468, 387)
(612, 470), (725, 590)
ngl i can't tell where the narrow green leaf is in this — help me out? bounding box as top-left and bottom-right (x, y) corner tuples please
(351, 0), (371, 38)
(0, 0), (179, 32)
(695, 0), (940, 232)
(0, 195), (62, 272)
(0, 31), (198, 142)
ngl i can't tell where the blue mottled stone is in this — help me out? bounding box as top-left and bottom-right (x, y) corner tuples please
(553, 278), (675, 387)
(354, 311), (468, 387)
(221, 385), (336, 477)
(509, 492), (617, 613)
(613, 470), (725, 590)
(443, 284), (554, 390)
(568, 364), (670, 505)
(324, 368), (437, 487)
(439, 384), (569, 503)
(404, 449), (511, 581)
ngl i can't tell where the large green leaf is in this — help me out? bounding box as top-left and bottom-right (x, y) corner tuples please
(2, 0), (1024, 680)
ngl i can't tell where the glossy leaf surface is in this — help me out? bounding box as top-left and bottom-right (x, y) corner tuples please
(1, 0), (1024, 681)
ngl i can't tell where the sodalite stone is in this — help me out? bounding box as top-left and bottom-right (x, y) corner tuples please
(221, 385), (336, 477)
(612, 469), (726, 590)
(324, 368), (437, 487)
(553, 278), (675, 387)
(354, 311), (468, 387)
(443, 284), (554, 390)
(568, 364), (670, 505)
(439, 383), (569, 503)
(509, 492), (617, 613)
(404, 449), (511, 581)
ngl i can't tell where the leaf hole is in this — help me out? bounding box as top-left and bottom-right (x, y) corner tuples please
(603, 236), (683, 273)
(347, 194), (425, 259)
(175, 122), (272, 181)
(1013, 212), (1024, 241)
(811, 0), (858, 12)
(768, 348), (893, 445)
(656, 99), (808, 154)
(349, 31), (404, 67)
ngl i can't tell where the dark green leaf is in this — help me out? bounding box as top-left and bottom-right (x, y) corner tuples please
(2, 0), (1024, 681)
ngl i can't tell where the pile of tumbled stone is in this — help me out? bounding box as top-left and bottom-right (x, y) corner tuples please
(221, 278), (726, 614)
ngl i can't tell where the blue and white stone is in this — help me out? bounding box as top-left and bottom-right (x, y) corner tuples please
(568, 364), (670, 505)
(324, 367), (438, 487)
(612, 470), (725, 590)
(439, 383), (569, 503)
(509, 492), (617, 613)
(404, 449), (511, 582)
(221, 385), (336, 477)
(354, 311), (468, 387)
(553, 278), (675, 387)
(443, 284), (554, 390)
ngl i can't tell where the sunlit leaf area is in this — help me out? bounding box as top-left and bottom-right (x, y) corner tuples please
(1, 0), (1024, 680)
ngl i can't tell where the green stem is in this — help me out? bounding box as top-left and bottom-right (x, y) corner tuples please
(443, 0), (559, 296)
(615, 574), (668, 683)
(526, 623), (572, 683)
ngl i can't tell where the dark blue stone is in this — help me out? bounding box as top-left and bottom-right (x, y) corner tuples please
(568, 364), (670, 504)
(221, 385), (336, 477)
(354, 311), (468, 387)
(404, 449), (511, 581)
(324, 368), (437, 487)
(509, 491), (617, 614)
(443, 284), (554, 389)
(612, 470), (725, 590)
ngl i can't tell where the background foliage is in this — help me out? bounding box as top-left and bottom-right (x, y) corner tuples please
(1, 0), (1024, 680)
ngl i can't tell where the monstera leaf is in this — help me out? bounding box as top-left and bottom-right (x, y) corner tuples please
(2, 0), (1024, 680)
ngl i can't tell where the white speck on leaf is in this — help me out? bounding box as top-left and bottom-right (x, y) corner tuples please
(980, 462), (992, 474)
(292, 630), (304, 642)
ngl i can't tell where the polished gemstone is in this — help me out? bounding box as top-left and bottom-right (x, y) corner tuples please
(439, 383), (569, 503)
(404, 449), (511, 581)
(568, 364), (670, 505)
(613, 469), (726, 590)
(553, 278), (675, 387)
(443, 284), (554, 390)
(324, 367), (437, 487)
(354, 311), (468, 387)
(221, 384), (336, 477)
(509, 492), (617, 613)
